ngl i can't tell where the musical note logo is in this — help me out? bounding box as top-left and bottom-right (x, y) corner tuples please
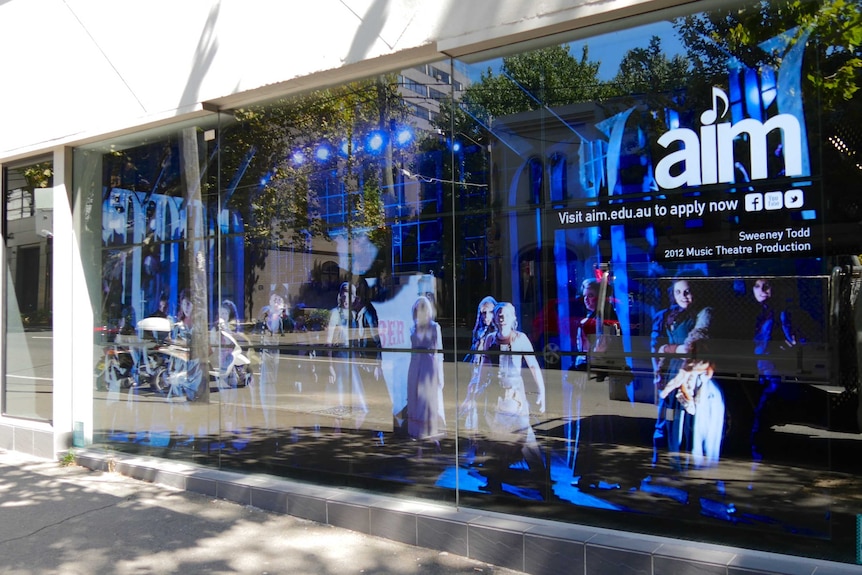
(700, 86), (730, 125)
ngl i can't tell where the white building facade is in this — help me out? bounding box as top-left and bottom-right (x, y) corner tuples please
(2, 0), (862, 570)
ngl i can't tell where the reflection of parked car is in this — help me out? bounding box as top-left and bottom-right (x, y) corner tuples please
(532, 298), (588, 369)
(94, 325), (120, 345)
(532, 286), (632, 370)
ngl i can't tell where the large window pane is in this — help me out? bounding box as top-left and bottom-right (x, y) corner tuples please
(76, 120), (221, 463)
(452, 0), (862, 563)
(211, 73), (464, 495)
(3, 158), (53, 421)
(74, 69), (471, 498)
(69, 0), (862, 564)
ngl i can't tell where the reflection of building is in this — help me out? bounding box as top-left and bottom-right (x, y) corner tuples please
(398, 64), (469, 132)
(3, 163), (53, 322)
(2, 159), (54, 422)
(1, 2), (861, 573)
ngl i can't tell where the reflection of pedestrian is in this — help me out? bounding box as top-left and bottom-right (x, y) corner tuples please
(353, 279), (382, 419)
(565, 279), (607, 479)
(214, 299), (251, 446)
(573, 280), (601, 370)
(651, 279), (712, 463)
(463, 296), (497, 433)
(749, 278), (798, 461)
(461, 302), (546, 486)
(406, 296), (445, 441)
(174, 289), (195, 340)
(150, 293), (169, 319)
(259, 290), (285, 428)
(219, 299), (240, 332)
(169, 288), (204, 401)
(465, 296), (497, 364)
(326, 282), (368, 429)
(280, 307), (294, 333)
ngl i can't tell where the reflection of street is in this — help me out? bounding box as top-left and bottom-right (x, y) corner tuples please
(5, 329), (53, 420)
(92, 355), (862, 563)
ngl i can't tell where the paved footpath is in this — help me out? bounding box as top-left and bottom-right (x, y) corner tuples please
(0, 449), (525, 575)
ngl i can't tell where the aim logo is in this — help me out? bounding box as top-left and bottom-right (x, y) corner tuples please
(655, 87), (804, 191)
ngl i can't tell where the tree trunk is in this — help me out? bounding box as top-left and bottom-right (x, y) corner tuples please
(181, 127), (210, 402)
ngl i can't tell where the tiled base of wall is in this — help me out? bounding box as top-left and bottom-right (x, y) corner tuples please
(0, 423), (55, 459)
(73, 449), (862, 575)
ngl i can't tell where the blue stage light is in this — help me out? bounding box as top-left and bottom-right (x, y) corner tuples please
(291, 151), (305, 165)
(395, 127), (414, 147)
(452, 141), (462, 153)
(366, 131), (386, 153)
(315, 145), (331, 161)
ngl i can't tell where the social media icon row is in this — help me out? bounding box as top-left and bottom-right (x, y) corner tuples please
(744, 189), (804, 212)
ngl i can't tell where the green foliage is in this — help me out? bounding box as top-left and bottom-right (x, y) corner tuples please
(447, 0), (860, 128)
(459, 44), (606, 122)
(675, 0), (862, 111)
(227, 74), (406, 249)
(21, 309), (52, 327)
(358, 177), (387, 245)
(611, 36), (690, 94)
(219, 75), (410, 311)
(59, 450), (75, 467)
(22, 162), (53, 189)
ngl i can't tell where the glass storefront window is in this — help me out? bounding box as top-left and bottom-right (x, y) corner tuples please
(451, 0), (862, 563)
(71, 0), (862, 564)
(75, 119), (222, 462)
(3, 157), (54, 421)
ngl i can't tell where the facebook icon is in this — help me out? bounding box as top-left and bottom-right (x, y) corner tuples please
(745, 193), (764, 212)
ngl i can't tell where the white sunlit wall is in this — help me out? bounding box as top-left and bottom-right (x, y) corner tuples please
(0, 0), (854, 568)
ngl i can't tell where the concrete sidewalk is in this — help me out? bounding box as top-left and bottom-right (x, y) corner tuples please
(0, 449), (524, 575)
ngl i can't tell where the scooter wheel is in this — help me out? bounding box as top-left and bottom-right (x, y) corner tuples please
(231, 366), (251, 388)
(150, 367), (170, 394)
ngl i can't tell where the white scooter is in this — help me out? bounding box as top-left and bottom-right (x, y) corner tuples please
(209, 325), (254, 389)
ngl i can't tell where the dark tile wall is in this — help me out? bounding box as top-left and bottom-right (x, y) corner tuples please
(72, 449), (862, 575)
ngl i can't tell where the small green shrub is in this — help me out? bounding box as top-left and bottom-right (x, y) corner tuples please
(59, 450), (75, 467)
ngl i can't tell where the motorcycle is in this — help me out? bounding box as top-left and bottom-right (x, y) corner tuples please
(95, 320), (163, 392)
(135, 317), (254, 399)
(95, 341), (136, 391)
